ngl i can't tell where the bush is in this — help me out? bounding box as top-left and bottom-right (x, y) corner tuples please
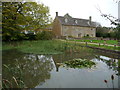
(24, 33), (36, 40)
(2, 30), (26, 41)
(2, 30), (55, 41)
(68, 35), (74, 38)
(35, 31), (54, 40)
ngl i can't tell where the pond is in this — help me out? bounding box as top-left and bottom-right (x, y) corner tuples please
(2, 47), (120, 88)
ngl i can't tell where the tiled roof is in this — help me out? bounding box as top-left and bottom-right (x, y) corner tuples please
(57, 14), (97, 27)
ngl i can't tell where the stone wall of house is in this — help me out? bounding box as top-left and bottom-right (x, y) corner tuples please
(61, 25), (96, 37)
(52, 17), (62, 38)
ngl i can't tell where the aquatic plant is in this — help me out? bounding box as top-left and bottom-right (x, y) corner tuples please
(64, 58), (96, 68)
(2, 64), (26, 88)
(111, 75), (114, 89)
(104, 74), (115, 89)
(104, 80), (109, 88)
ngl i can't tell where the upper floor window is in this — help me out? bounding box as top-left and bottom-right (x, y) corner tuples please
(65, 18), (68, 23)
(75, 20), (78, 24)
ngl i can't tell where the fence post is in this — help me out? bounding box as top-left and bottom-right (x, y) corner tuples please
(103, 42), (105, 46)
(114, 44), (116, 48)
(86, 42), (87, 46)
(99, 43), (100, 46)
(75, 40), (76, 46)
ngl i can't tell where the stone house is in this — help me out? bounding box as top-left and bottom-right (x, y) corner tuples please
(53, 12), (97, 38)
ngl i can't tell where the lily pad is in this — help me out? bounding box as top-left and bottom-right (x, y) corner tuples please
(64, 58), (96, 68)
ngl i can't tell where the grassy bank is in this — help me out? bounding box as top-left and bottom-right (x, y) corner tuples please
(65, 40), (120, 51)
(87, 44), (120, 51)
(70, 39), (118, 45)
(2, 40), (79, 54)
(2, 39), (120, 54)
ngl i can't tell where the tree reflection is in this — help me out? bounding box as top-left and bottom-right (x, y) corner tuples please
(2, 49), (54, 88)
(52, 47), (96, 72)
(21, 54), (53, 87)
(118, 60), (120, 88)
(96, 55), (120, 75)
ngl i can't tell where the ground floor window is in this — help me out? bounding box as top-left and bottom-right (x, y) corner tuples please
(78, 33), (81, 37)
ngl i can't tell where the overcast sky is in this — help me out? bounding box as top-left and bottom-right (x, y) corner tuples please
(36, 0), (118, 27)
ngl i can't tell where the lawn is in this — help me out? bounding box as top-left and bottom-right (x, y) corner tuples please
(71, 39), (118, 45)
(64, 39), (120, 51)
(87, 43), (120, 51)
(2, 40), (78, 54)
(2, 39), (120, 55)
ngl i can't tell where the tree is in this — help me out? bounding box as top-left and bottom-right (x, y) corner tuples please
(2, 2), (52, 41)
(97, 0), (120, 44)
(22, 2), (52, 30)
(2, 2), (26, 41)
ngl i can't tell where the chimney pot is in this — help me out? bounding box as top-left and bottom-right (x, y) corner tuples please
(56, 12), (58, 17)
(89, 16), (92, 24)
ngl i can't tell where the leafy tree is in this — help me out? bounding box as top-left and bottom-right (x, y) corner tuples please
(2, 2), (52, 41)
(22, 2), (52, 30)
(96, 27), (115, 38)
(97, 0), (120, 44)
(2, 2), (26, 41)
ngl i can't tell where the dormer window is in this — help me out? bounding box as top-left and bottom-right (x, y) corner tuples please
(65, 18), (68, 23)
(75, 20), (78, 24)
(87, 21), (90, 26)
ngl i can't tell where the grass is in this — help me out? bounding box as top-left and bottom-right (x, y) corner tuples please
(70, 39), (118, 45)
(3, 64), (26, 88)
(2, 39), (120, 55)
(2, 40), (78, 54)
(62, 39), (120, 51)
(87, 44), (120, 51)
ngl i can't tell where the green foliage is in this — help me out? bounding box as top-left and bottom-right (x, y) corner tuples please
(64, 58), (96, 68)
(96, 27), (117, 38)
(2, 40), (63, 54)
(68, 35), (74, 38)
(2, 64), (26, 88)
(24, 33), (36, 40)
(35, 31), (54, 40)
(72, 39), (118, 45)
(2, 2), (25, 41)
(115, 24), (120, 40)
(3, 39), (120, 55)
(2, 2), (52, 41)
(22, 2), (52, 30)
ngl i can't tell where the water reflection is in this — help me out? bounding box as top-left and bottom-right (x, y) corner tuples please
(52, 47), (96, 72)
(96, 55), (118, 72)
(95, 54), (120, 88)
(2, 49), (53, 88)
(2, 48), (120, 88)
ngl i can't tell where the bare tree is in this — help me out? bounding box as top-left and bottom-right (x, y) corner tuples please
(96, 0), (120, 45)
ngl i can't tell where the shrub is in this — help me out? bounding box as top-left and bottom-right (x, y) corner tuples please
(68, 35), (74, 38)
(35, 31), (54, 40)
(24, 33), (36, 40)
(2, 30), (26, 41)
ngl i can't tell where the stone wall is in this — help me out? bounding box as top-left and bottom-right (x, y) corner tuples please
(61, 25), (96, 37)
(52, 17), (62, 38)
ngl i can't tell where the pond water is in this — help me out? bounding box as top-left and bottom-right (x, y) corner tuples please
(2, 47), (120, 88)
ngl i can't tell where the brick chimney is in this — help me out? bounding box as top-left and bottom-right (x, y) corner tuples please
(89, 16), (92, 25)
(56, 12), (58, 17)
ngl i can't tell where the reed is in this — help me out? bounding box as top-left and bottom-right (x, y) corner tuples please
(2, 64), (26, 88)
